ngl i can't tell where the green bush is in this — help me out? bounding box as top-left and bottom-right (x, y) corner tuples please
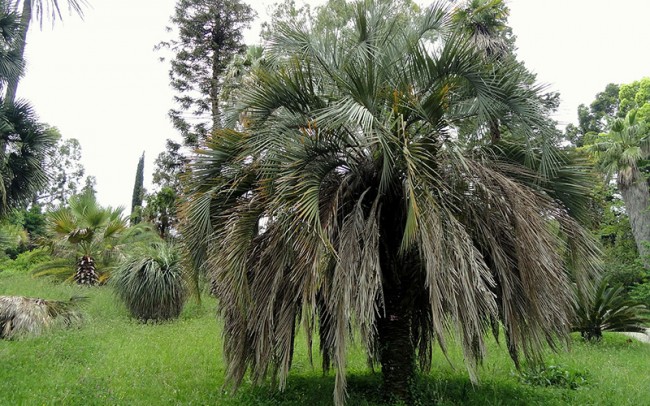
(519, 364), (588, 389)
(0, 248), (51, 276)
(630, 282), (650, 308)
(112, 242), (187, 322)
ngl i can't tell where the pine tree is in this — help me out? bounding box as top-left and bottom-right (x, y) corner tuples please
(157, 0), (255, 147)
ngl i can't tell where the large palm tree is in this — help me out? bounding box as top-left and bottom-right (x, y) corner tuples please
(589, 109), (650, 264)
(4, 0), (89, 104)
(182, 1), (599, 404)
(34, 191), (157, 285)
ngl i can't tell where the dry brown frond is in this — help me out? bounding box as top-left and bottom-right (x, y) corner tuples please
(0, 296), (84, 340)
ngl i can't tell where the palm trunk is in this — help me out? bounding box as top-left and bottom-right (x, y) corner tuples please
(74, 255), (98, 286)
(619, 175), (650, 267)
(377, 282), (416, 403)
(4, 0), (32, 105)
(377, 195), (417, 403)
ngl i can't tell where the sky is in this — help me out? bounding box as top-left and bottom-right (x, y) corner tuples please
(17, 0), (650, 210)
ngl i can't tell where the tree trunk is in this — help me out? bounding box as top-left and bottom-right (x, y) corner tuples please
(377, 286), (416, 403)
(377, 194), (417, 402)
(74, 255), (98, 286)
(4, 0), (32, 105)
(619, 175), (650, 267)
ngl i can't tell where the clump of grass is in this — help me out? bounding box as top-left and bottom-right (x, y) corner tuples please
(0, 295), (85, 339)
(112, 242), (187, 322)
(518, 364), (588, 390)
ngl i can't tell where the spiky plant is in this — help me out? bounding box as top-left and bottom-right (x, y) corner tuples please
(573, 277), (649, 341)
(112, 242), (187, 322)
(181, 1), (600, 404)
(0, 295), (84, 339)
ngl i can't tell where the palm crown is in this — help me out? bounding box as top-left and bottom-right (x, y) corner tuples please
(183, 2), (599, 404)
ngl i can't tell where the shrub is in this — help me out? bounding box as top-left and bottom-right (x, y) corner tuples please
(630, 282), (650, 308)
(8, 248), (51, 274)
(572, 277), (649, 341)
(112, 243), (187, 322)
(519, 364), (588, 389)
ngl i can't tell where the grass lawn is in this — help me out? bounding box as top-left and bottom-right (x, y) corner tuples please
(1, 270), (649, 405)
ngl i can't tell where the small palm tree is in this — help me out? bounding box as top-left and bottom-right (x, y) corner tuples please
(113, 242), (187, 322)
(33, 191), (157, 285)
(572, 277), (649, 341)
(0, 295), (84, 339)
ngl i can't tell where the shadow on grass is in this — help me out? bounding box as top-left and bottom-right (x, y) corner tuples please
(230, 372), (561, 406)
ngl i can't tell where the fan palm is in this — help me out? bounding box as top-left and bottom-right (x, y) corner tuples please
(4, 0), (89, 104)
(182, 1), (599, 404)
(451, 0), (511, 58)
(588, 109), (650, 263)
(0, 0), (23, 88)
(0, 100), (56, 214)
(33, 191), (157, 285)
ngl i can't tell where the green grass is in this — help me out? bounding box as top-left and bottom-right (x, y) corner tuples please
(1, 270), (649, 405)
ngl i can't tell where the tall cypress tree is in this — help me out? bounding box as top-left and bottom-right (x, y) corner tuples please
(130, 152), (145, 224)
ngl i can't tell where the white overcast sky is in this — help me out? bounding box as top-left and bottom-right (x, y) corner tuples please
(17, 0), (650, 210)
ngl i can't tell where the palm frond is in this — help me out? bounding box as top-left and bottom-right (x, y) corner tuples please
(0, 295), (85, 339)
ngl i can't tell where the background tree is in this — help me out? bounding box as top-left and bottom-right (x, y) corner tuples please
(182, 1), (599, 404)
(80, 174), (96, 196)
(619, 78), (650, 119)
(130, 152), (144, 224)
(565, 83), (620, 147)
(36, 131), (90, 210)
(143, 139), (187, 239)
(157, 0), (255, 147)
(3, 0), (89, 104)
